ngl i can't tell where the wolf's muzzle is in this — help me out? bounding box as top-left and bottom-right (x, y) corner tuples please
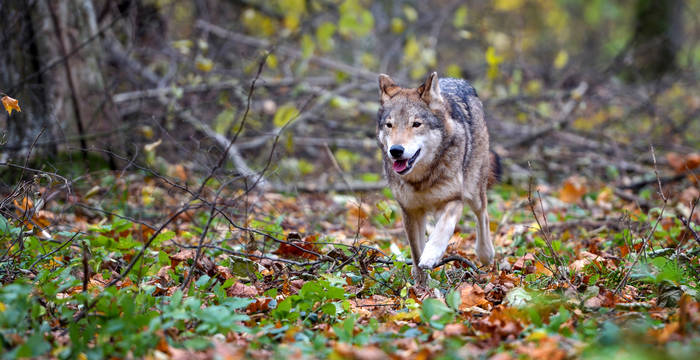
(389, 145), (404, 159)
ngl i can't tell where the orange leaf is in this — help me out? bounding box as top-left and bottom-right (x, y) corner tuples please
(458, 283), (489, 310)
(1, 96), (21, 115)
(558, 176), (587, 203)
(534, 261), (553, 276)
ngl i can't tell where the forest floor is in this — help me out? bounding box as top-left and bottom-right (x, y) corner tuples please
(1, 148), (699, 359)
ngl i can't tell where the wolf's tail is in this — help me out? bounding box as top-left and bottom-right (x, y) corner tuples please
(487, 150), (502, 188)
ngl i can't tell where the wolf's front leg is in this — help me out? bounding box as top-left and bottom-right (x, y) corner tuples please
(418, 200), (463, 269)
(403, 210), (427, 285)
(472, 189), (495, 265)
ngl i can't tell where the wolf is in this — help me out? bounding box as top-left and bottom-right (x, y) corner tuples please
(376, 72), (499, 285)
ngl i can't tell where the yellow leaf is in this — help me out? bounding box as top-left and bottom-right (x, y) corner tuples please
(446, 64), (462, 78)
(0, 302), (6, 312)
(554, 50), (569, 69)
(195, 56), (213, 72)
(273, 103), (299, 128)
(403, 5), (418, 22)
(390, 17), (405, 33)
(2, 96), (21, 115)
(494, 0), (525, 11)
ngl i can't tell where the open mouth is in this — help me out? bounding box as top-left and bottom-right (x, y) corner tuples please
(392, 149), (421, 174)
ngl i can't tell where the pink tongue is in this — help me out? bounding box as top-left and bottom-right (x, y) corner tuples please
(393, 159), (408, 172)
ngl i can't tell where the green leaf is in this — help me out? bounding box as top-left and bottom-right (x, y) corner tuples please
(505, 287), (532, 308)
(446, 289), (461, 310)
(453, 5), (468, 28)
(321, 303), (336, 316)
(420, 298), (453, 329)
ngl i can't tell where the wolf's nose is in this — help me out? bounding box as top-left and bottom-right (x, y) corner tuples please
(389, 145), (404, 158)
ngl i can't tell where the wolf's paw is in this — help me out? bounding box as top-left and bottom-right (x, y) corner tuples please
(412, 267), (428, 286)
(418, 245), (444, 269)
(475, 242), (495, 265)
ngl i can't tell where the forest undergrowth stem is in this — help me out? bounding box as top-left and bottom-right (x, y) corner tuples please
(527, 163), (580, 299)
(614, 146), (667, 295)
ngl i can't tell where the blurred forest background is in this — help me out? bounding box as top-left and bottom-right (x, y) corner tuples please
(2, 0), (700, 359)
(2, 0), (699, 187)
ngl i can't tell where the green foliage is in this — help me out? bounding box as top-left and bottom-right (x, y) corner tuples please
(271, 279), (348, 324)
(420, 298), (454, 330)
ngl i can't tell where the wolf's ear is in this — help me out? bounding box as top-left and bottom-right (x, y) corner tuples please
(378, 74), (399, 104)
(417, 72), (444, 109)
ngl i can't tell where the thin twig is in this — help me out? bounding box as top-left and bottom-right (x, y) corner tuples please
(615, 146), (668, 295)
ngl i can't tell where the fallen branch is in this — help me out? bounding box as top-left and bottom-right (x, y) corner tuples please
(434, 255), (483, 273)
(196, 20), (377, 81)
(106, 39), (265, 186)
(507, 82), (588, 148)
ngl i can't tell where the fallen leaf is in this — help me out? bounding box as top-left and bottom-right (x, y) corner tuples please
(559, 176), (587, 203)
(517, 336), (566, 360)
(1, 96), (20, 115)
(274, 233), (319, 260)
(444, 323), (469, 336)
(226, 282), (258, 297)
(513, 253), (535, 270)
(534, 261), (553, 276)
(458, 283), (489, 310)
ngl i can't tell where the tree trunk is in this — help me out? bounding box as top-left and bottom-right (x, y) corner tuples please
(0, 0), (104, 162)
(628, 0), (683, 79)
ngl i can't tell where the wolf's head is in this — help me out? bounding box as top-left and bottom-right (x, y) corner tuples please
(376, 72), (451, 181)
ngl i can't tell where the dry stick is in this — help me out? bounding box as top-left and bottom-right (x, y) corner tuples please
(81, 241), (90, 313)
(614, 146), (668, 295)
(678, 199), (700, 245)
(526, 170), (579, 296)
(180, 194), (220, 291)
(434, 255), (482, 273)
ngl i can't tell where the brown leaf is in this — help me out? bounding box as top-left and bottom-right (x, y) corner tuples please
(679, 187), (699, 206)
(513, 253), (535, 270)
(458, 283), (489, 310)
(559, 176), (587, 203)
(226, 282), (258, 297)
(1, 95), (21, 115)
(584, 288), (617, 309)
(668, 152), (700, 173)
(517, 337), (566, 360)
(274, 233), (319, 260)
(444, 323), (469, 337)
(169, 249), (215, 275)
(667, 152), (685, 173)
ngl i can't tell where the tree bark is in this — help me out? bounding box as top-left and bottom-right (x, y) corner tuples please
(0, 0), (105, 162)
(628, 0), (683, 79)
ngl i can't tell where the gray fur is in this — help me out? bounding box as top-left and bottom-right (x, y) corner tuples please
(376, 73), (495, 285)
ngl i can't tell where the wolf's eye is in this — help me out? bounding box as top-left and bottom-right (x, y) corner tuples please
(386, 123), (393, 128)
(412, 122), (422, 128)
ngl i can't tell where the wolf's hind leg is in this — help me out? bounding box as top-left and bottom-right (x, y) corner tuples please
(418, 200), (463, 269)
(471, 190), (495, 265)
(403, 211), (427, 285)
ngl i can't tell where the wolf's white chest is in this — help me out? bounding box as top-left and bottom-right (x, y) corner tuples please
(392, 173), (465, 212)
